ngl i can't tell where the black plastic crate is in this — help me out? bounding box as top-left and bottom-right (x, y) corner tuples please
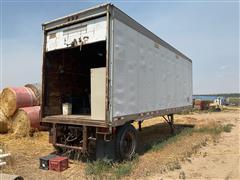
(39, 154), (58, 170)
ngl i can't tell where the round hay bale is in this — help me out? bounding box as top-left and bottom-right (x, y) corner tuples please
(12, 106), (42, 137)
(0, 87), (38, 117)
(0, 109), (8, 133)
(25, 83), (41, 105)
(0, 90), (3, 106)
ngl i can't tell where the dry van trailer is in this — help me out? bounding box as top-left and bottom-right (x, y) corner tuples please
(41, 3), (192, 160)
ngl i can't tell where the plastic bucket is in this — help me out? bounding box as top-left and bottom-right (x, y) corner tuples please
(62, 103), (72, 115)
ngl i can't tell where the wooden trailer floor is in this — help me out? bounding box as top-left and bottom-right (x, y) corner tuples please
(42, 115), (107, 127)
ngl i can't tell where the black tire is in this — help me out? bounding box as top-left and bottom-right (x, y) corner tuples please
(116, 124), (137, 160)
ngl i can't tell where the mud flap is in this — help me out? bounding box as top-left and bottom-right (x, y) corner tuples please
(96, 134), (116, 161)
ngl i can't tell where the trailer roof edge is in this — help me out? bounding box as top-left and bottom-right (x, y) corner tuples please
(42, 3), (192, 63)
(42, 3), (110, 26)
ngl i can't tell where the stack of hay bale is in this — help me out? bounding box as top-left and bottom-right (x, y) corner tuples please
(0, 83), (44, 137)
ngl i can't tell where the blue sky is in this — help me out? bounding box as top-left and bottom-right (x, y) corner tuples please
(0, 0), (239, 94)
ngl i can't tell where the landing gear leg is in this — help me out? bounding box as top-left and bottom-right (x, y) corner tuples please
(162, 114), (175, 134)
(138, 121), (142, 131)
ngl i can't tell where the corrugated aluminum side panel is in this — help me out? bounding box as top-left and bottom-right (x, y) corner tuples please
(111, 19), (192, 118)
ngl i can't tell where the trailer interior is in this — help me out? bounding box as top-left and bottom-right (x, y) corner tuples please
(43, 41), (106, 122)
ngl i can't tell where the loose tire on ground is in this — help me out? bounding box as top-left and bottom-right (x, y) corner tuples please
(116, 124), (137, 160)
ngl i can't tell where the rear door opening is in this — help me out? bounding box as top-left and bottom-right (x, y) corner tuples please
(43, 40), (106, 120)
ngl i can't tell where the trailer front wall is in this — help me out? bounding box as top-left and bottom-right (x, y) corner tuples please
(111, 19), (192, 118)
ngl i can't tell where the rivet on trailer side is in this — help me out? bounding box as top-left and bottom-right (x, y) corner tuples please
(41, 3), (192, 160)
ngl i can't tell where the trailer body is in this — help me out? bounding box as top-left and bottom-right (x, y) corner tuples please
(41, 4), (192, 159)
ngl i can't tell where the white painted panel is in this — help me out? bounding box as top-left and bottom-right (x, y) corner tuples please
(112, 19), (192, 118)
(91, 67), (106, 120)
(46, 16), (107, 51)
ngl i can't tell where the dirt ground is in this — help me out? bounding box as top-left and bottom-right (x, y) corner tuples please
(142, 109), (240, 179)
(159, 118), (239, 179)
(0, 107), (239, 180)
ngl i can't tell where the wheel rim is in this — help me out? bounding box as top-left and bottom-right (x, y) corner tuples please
(120, 130), (135, 158)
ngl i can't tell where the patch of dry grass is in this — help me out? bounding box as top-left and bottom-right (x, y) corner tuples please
(131, 132), (211, 178)
(85, 155), (139, 179)
(0, 132), (87, 180)
(129, 121), (234, 178)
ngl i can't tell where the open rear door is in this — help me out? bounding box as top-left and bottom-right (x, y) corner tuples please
(42, 15), (108, 126)
(91, 67), (106, 120)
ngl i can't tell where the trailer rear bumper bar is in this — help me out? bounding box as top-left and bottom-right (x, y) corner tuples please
(54, 143), (83, 150)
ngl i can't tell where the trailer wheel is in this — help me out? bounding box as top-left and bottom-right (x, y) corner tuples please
(116, 124), (137, 160)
